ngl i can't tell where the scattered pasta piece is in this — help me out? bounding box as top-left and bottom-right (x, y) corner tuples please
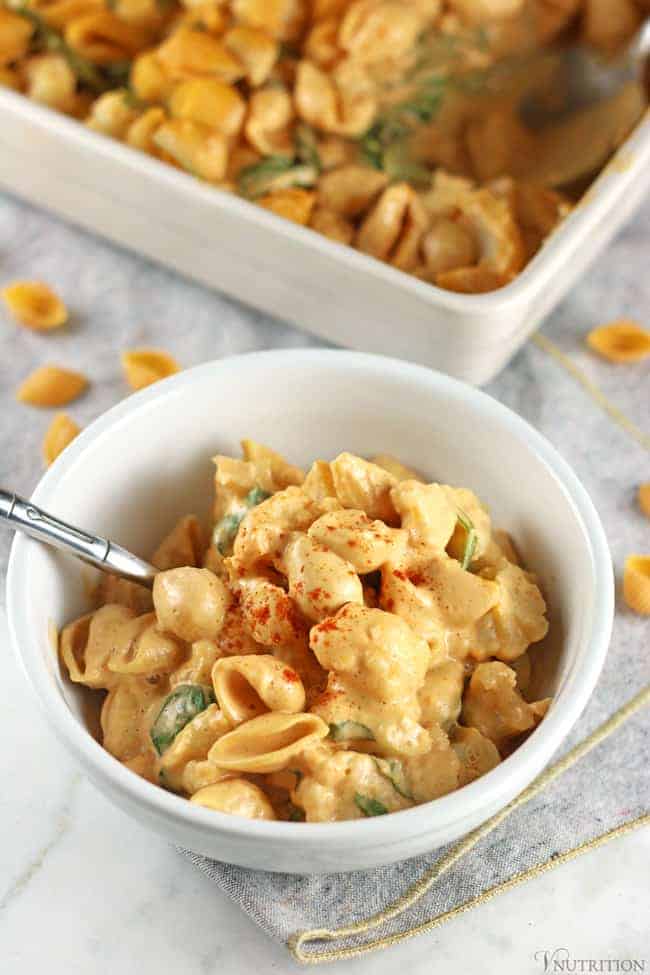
(623, 556), (650, 615)
(42, 412), (80, 465)
(2, 281), (68, 330)
(638, 483), (650, 519)
(121, 347), (180, 390)
(586, 319), (650, 363)
(17, 365), (88, 407)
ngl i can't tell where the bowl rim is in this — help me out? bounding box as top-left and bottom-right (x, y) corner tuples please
(6, 348), (614, 843)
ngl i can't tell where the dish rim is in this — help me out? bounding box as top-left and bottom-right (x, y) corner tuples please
(6, 349), (614, 842)
(2, 86), (649, 321)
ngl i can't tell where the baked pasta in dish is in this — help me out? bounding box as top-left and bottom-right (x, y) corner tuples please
(1, 0), (647, 293)
(60, 442), (552, 822)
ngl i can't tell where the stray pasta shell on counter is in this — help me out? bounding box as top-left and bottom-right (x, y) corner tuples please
(637, 483), (650, 519)
(586, 319), (650, 363)
(1, 281), (68, 330)
(623, 556), (650, 615)
(42, 412), (80, 465)
(17, 365), (88, 407)
(121, 347), (180, 390)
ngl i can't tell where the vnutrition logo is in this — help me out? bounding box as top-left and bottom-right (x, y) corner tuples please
(534, 949), (646, 973)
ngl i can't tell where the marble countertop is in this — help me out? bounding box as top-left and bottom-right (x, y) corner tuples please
(1, 189), (649, 975)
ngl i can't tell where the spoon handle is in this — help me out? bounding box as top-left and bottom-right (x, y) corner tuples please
(0, 489), (157, 588)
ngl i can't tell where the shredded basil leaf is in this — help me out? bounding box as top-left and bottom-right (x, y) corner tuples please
(381, 142), (432, 186)
(354, 793), (388, 817)
(288, 805), (305, 822)
(329, 721), (375, 742)
(213, 511), (246, 555)
(238, 156), (317, 199)
(294, 123), (322, 173)
(101, 60), (131, 87)
(245, 486), (270, 506)
(212, 484), (271, 555)
(360, 78), (444, 172)
(373, 758), (413, 799)
(150, 684), (214, 755)
(456, 509), (478, 570)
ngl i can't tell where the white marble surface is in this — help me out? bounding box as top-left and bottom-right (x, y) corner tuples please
(1, 189), (649, 974)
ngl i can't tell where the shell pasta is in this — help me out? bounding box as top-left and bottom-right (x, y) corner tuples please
(60, 441), (552, 821)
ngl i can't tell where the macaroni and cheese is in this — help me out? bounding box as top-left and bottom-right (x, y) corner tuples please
(60, 442), (552, 822)
(1, 0), (646, 293)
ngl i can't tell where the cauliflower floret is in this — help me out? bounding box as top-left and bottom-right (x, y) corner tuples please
(232, 486), (339, 566)
(421, 171), (524, 283)
(308, 507), (407, 573)
(469, 562), (549, 662)
(293, 747), (412, 821)
(390, 480), (458, 550)
(450, 724), (501, 785)
(380, 551), (499, 647)
(461, 661), (550, 752)
(310, 603), (431, 755)
(418, 658), (465, 730)
(330, 452), (399, 523)
(281, 532), (364, 621)
(402, 724), (461, 801)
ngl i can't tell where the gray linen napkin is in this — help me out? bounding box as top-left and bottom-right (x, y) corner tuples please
(1, 192), (649, 963)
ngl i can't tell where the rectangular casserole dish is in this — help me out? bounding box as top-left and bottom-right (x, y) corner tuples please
(1, 87), (649, 384)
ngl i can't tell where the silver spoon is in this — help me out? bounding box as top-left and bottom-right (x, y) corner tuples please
(0, 489), (157, 587)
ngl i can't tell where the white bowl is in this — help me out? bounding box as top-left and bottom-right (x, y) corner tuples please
(6, 350), (613, 873)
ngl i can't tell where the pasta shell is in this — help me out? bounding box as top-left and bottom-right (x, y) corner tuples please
(207, 711), (328, 772)
(106, 612), (186, 676)
(17, 365), (87, 407)
(257, 188), (316, 225)
(121, 347), (180, 390)
(42, 412), (80, 465)
(223, 26), (278, 87)
(212, 654), (305, 724)
(0, 9), (33, 66)
(152, 514), (205, 570)
(190, 779), (276, 819)
(153, 567), (231, 642)
(64, 10), (150, 65)
(2, 281), (67, 330)
(159, 703), (231, 791)
(169, 78), (246, 136)
(623, 555), (650, 615)
(586, 320), (650, 363)
(433, 266), (512, 294)
(60, 604), (136, 690)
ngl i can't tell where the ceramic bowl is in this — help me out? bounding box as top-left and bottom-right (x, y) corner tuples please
(6, 350), (613, 873)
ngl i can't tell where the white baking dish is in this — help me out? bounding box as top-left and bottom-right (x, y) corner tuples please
(1, 87), (649, 384)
